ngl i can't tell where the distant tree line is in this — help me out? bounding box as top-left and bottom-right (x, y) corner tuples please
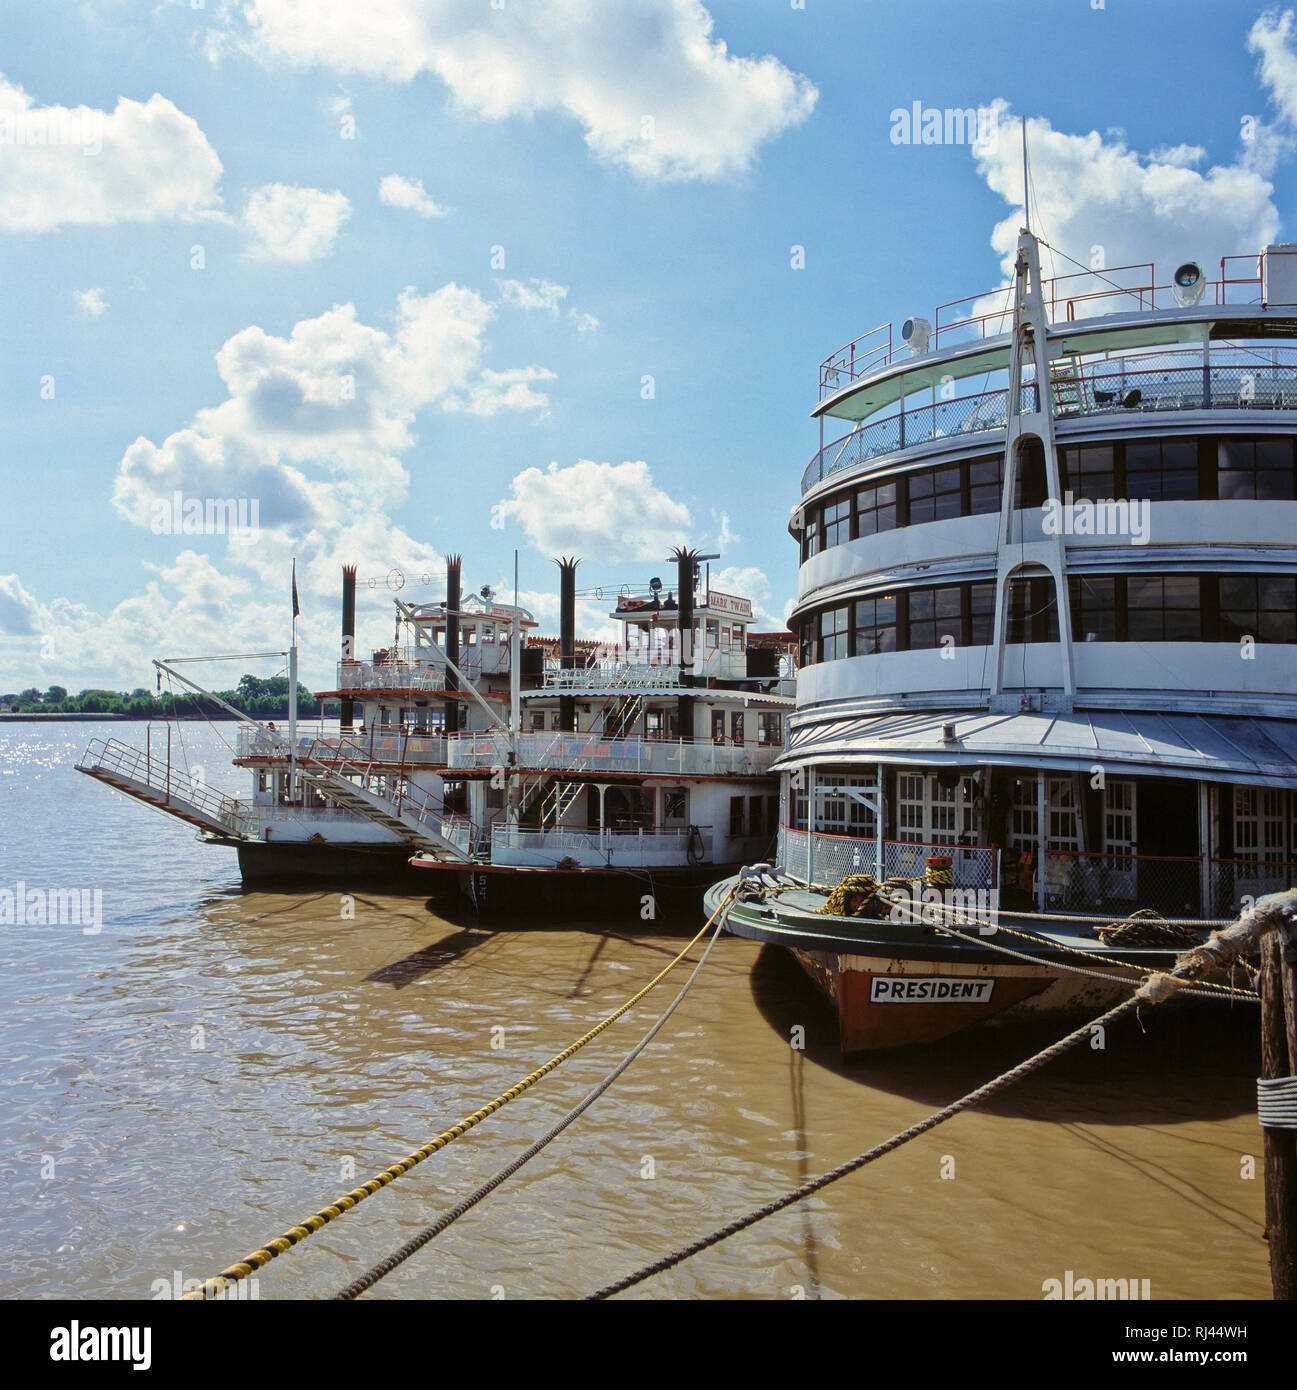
(1, 674), (341, 719)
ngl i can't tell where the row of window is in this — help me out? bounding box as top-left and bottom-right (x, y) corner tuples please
(798, 573), (1297, 662)
(800, 436), (1297, 561)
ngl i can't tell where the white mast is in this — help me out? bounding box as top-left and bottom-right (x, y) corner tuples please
(288, 559), (299, 800)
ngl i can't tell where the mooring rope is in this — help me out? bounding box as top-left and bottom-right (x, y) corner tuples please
(585, 889), (1296, 1299)
(182, 891), (735, 1301)
(333, 894), (733, 1299)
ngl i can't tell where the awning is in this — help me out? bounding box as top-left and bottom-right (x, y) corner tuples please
(775, 708), (1297, 787)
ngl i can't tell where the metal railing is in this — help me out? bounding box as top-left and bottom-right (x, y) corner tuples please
(778, 826), (998, 890)
(490, 823), (712, 867)
(802, 347), (1297, 494)
(77, 737), (257, 838)
(444, 730), (782, 778)
(817, 253), (1265, 398)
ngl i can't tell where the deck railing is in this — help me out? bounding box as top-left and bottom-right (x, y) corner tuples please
(803, 347), (1297, 494)
(445, 730), (781, 778)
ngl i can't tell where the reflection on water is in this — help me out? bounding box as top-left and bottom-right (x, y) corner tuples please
(0, 723), (1270, 1299)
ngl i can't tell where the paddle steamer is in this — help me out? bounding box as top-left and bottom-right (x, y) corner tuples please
(711, 231), (1297, 1050)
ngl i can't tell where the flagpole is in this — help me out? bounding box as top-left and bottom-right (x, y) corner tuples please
(288, 559), (299, 802)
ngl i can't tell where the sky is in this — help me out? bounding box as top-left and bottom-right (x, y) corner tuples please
(2, 0), (1297, 694)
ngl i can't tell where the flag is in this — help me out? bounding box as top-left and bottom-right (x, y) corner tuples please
(291, 560), (300, 619)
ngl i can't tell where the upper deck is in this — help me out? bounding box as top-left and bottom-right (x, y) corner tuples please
(806, 251), (1297, 497)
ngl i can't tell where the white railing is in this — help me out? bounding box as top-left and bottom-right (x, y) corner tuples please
(444, 730), (781, 778)
(237, 726), (448, 767)
(77, 737), (257, 838)
(490, 823), (712, 868)
(778, 825), (999, 890)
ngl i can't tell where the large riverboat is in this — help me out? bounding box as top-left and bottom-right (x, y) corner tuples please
(77, 549), (794, 914)
(710, 230), (1297, 1050)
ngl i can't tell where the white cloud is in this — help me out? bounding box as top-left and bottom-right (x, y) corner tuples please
(0, 574), (40, 636)
(568, 309), (599, 335)
(242, 183), (351, 261)
(497, 459), (693, 561)
(378, 173), (449, 218)
(0, 76), (223, 232)
(708, 564), (783, 629)
(499, 277), (568, 315)
(73, 287), (108, 318)
(973, 102), (1280, 295)
(223, 0), (817, 181)
(1251, 9), (1297, 127)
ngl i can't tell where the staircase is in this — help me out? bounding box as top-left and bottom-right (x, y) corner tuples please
(76, 738), (255, 840)
(297, 739), (475, 862)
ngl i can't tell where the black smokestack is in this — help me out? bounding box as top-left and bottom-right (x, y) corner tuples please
(672, 546), (698, 739)
(340, 563), (357, 731)
(558, 556), (579, 733)
(445, 554), (461, 735)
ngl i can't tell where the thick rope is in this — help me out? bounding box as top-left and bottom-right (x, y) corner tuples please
(333, 897), (732, 1299)
(586, 889), (1296, 1299)
(182, 894), (732, 1301)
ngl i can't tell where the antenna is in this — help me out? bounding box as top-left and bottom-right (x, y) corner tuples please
(1021, 118), (1031, 234)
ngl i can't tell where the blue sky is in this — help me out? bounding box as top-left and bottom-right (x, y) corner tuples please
(2, 0), (1295, 691)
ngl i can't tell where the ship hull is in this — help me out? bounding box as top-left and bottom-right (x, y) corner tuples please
(706, 877), (1192, 1053)
(235, 840), (453, 894)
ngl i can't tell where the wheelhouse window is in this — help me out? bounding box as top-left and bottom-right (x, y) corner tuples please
(907, 585), (963, 650)
(967, 457), (1003, 516)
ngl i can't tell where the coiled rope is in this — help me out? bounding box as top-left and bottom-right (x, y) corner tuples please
(585, 889), (1294, 1299)
(333, 893), (733, 1299)
(182, 890), (734, 1301)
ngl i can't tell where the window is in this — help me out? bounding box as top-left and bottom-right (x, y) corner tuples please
(908, 585), (963, 651)
(712, 710), (726, 742)
(1127, 575), (1201, 641)
(730, 796), (746, 836)
(907, 463), (962, 524)
(1006, 574), (1059, 643)
(968, 581), (996, 646)
(705, 619), (720, 649)
(1013, 438), (1049, 510)
(730, 712), (745, 744)
(1218, 575), (1297, 644)
(1069, 576), (1119, 642)
(852, 593), (897, 655)
(819, 606), (850, 662)
(1061, 443), (1116, 500)
(802, 512), (821, 560)
(967, 457), (1003, 516)
(1219, 439), (1295, 500)
(758, 711), (783, 745)
(822, 496), (852, 548)
(749, 796), (764, 835)
(855, 480), (899, 536)
(664, 790), (687, 821)
(719, 624), (731, 652)
(1125, 439), (1198, 501)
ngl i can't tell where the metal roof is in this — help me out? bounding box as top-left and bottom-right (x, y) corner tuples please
(775, 707), (1297, 786)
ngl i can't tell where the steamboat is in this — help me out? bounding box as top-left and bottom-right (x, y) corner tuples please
(709, 230), (1297, 1051)
(76, 549), (794, 915)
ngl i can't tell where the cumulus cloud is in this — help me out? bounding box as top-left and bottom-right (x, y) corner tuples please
(0, 574), (40, 636)
(972, 101), (1279, 303)
(0, 76), (223, 232)
(378, 173), (449, 218)
(568, 309), (599, 335)
(497, 459), (693, 560)
(242, 183), (351, 260)
(221, 0), (817, 181)
(499, 277), (568, 315)
(73, 287), (108, 318)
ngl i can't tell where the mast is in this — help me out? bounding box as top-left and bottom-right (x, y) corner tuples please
(289, 559), (299, 800)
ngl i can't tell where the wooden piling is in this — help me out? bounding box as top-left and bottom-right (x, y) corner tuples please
(1261, 928), (1297, 1299)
